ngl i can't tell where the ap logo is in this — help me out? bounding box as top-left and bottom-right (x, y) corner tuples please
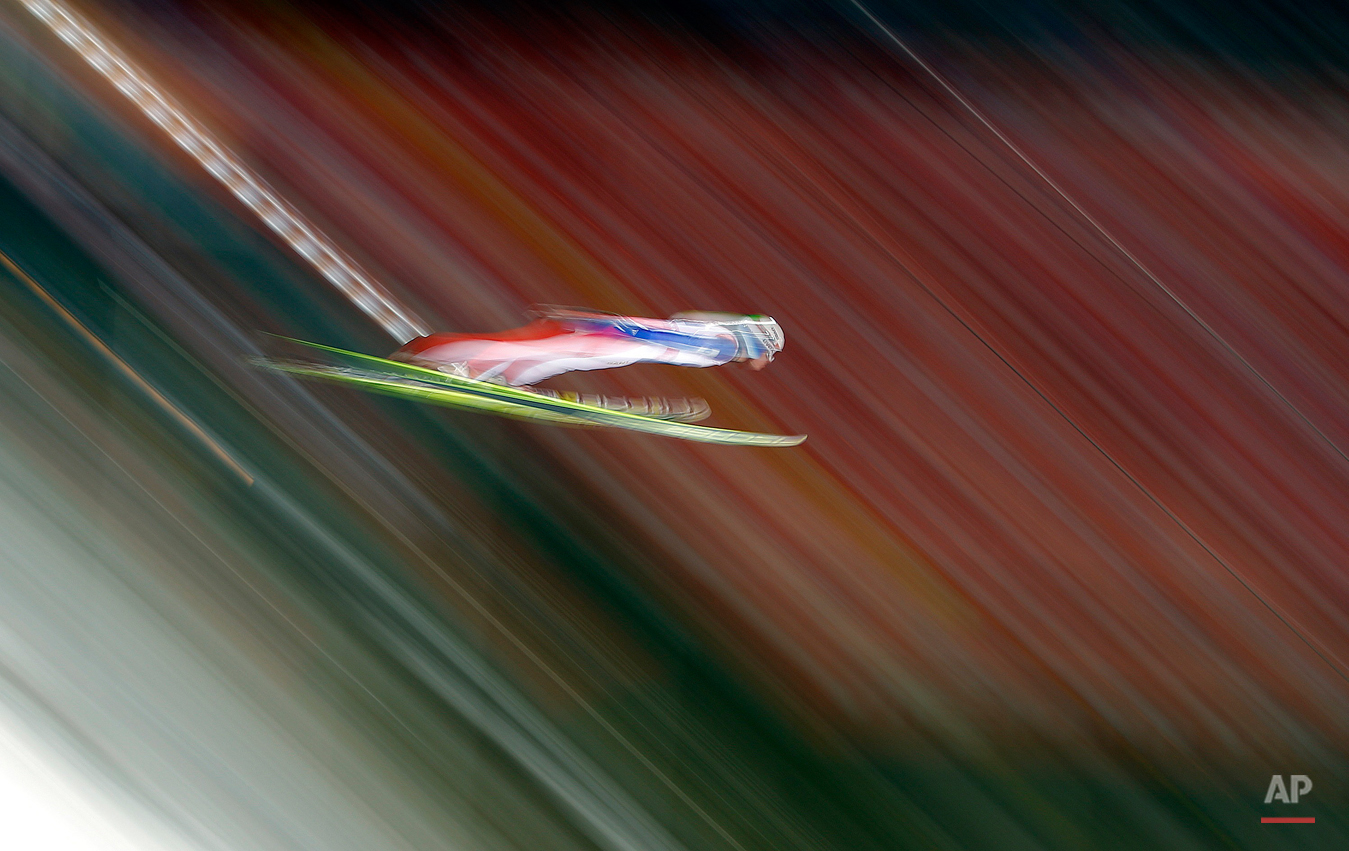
(1264, 775), (1312, 804)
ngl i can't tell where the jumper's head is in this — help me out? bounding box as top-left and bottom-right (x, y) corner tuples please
(673, 312), (785, 362)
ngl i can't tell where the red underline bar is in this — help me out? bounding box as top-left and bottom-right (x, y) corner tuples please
(1261, 817), (1315, 824)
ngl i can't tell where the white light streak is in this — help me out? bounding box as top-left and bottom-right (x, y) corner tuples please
(23, 0), (430, 343)
(0, 703), (198, 851)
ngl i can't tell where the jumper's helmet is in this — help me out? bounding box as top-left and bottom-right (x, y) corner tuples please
(672, 312), (785, 361)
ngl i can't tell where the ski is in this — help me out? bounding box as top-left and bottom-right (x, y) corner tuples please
(256, 338), (807, 447)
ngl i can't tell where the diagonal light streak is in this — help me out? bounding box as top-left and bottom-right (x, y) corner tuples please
(0, 246), (255, 486)
(846, 0), (1349, 683)
(22, 0), (430, 343)
(848, 0), (1349, 470)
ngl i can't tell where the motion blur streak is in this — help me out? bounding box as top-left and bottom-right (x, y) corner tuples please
(0, 245), (253, 484)
(0, 700), (194, 851)
(0, 1), (1346, 850)
(21, 0), (429, 342)
(850, 0), (1346, 677)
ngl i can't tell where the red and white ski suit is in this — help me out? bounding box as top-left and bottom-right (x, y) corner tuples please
(393, 315), (740, 387)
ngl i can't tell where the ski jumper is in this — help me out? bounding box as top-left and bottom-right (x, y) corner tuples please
(393, 314), (740, 387)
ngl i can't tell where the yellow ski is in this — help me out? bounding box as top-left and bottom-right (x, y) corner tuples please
(256, 339), (806, 447)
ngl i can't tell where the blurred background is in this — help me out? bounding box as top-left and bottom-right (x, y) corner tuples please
(0, 0), (1345, 848)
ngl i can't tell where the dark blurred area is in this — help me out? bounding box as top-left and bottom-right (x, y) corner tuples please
(0, 0), (1345, 848)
